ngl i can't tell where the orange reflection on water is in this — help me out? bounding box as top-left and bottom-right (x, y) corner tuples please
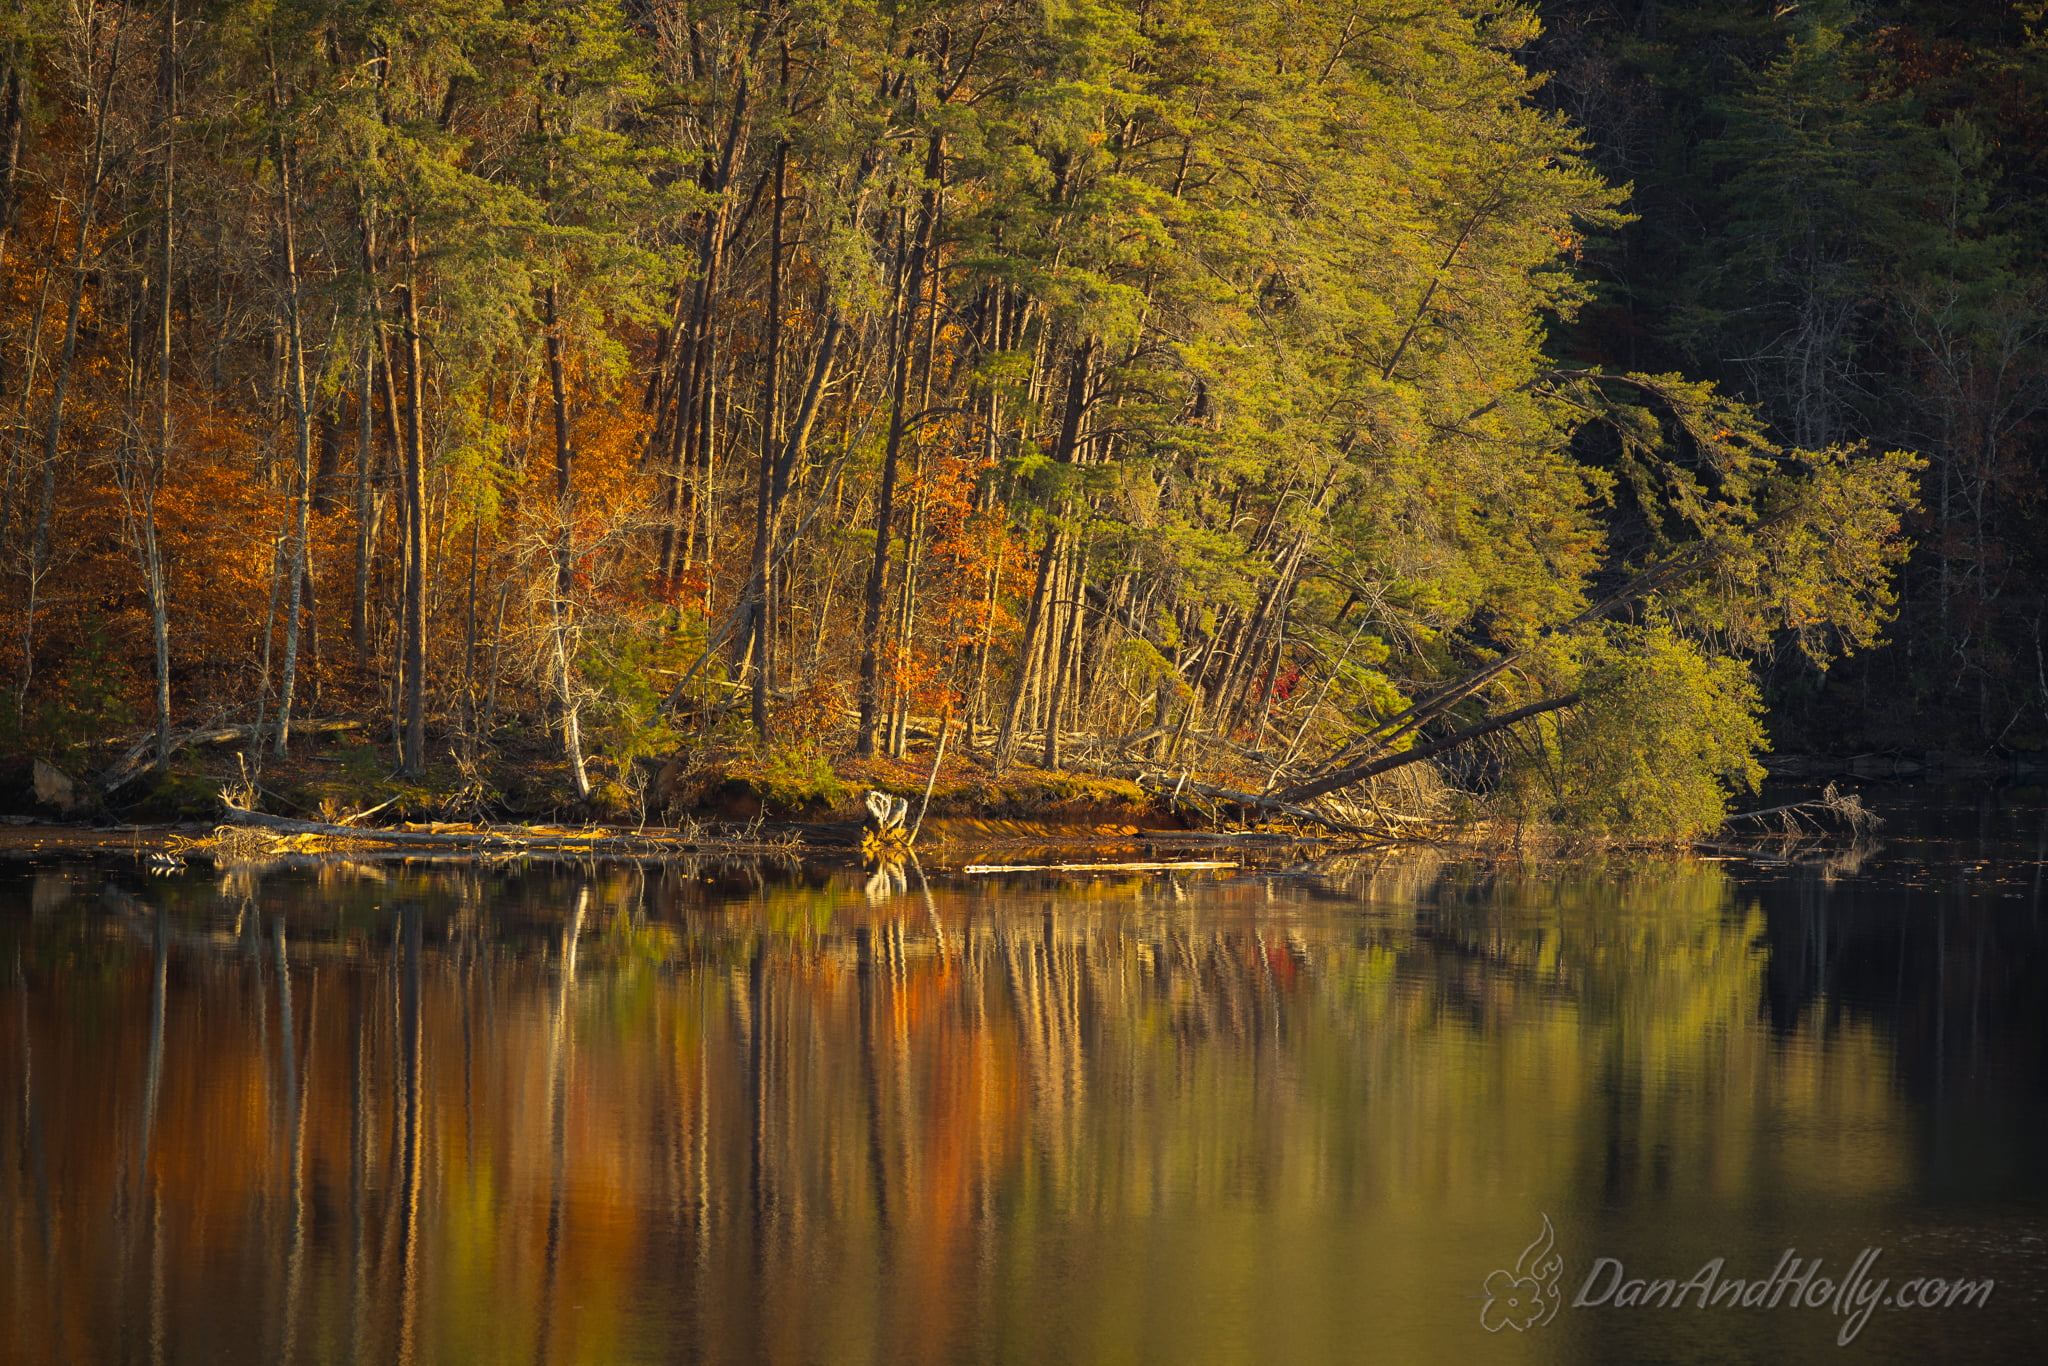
(0, 853), (1963, 1364)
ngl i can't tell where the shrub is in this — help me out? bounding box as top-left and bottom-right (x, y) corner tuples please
(1500, 625), (1767, 841)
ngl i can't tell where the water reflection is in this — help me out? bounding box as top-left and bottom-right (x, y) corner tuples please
(3, 810), (2045, 1363)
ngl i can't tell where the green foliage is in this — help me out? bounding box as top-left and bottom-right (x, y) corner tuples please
(336, 741), (385, 785)
(576, 630), (682, 770)
(748, 747), (850, 814)
(1530, 0), (2048, 747)
(1, 625), (136, 762)
(120, 769), (223, 822)
(0, 0), (1953, 842)
(1502, 626), (1767, 842)
(1542, 370), (1924, 662)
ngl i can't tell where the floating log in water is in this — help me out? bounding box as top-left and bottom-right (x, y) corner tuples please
(962, 860), (1238, 874)
(1722, 782), (1880, 834)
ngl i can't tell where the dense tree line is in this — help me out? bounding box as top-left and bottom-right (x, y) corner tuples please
(1530, 0), (2048, 751)
(0, 0), (1920, 836)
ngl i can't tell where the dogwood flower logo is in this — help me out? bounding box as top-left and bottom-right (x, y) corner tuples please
(1480, 1214), (1564, 1333)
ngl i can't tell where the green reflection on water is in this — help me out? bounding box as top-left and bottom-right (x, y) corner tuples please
(0, 843), (2037, 1363)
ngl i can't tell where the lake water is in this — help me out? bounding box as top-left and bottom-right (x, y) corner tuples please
(3, 788), (2045, 1363)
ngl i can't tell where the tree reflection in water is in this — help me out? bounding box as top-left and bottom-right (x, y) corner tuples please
(1, 829), (2043, 1364)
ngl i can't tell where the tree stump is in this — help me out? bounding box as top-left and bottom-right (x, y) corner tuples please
(860, 789), (912, 862)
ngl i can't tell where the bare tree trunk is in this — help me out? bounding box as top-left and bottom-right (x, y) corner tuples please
(145, 0), (179, 762)
(352, 340), (375, 658)
(746, 137), (788, 738)
(397, 224), (428, 773)
(461, 493), (480, 749)
(250, 518), (288, 763)
(273, 98), (315, 757)
(1278, 693), (1584, 804)
(544, 282), (590, 798)
(0, 61), (23, 259)
(996, 525), (1058, 767)
(1043, 543), (1088, 770)
(656, 35), (758, 602)
(22, 6), (123, 702)
(994, 343), (1091, 766)
(856, 133), (943, 755)
(0, 205), (65, 565)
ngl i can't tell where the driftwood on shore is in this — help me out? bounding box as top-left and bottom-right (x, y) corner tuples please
(217, 805), (817, 855)
(1136, 774), (1414, 840)
(964, 860), (1239, 874)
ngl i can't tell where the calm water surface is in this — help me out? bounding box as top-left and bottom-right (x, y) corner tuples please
(3, 788), (2046, 1363)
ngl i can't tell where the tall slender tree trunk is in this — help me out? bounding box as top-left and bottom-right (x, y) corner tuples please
(396, 225), (428, 773)
(0, 204), (65, 565)
(996, 524), (1058, 767)
(273, 101), (315, 757)
(0, 62), (23, 260)
(22, 9), (122, 702)
(1042, 542), (1088, 770)
(746, 138), (788, 738)
(856, 133), (944, 755)
(544, 282), (590, 798)
(352, 340), (375, 659)
(657, 37), (758, 602)
(993, 342), (1091, 766)
(145, 0), (178, 761)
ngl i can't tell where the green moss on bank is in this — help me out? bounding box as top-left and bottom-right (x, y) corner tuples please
(655, 749), (1169, 825)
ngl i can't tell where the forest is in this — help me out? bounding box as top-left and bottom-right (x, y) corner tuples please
(2, 0), (2002, 839)
(1531, 1), (2048, 755)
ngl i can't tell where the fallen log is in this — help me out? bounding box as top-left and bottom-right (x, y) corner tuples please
(964, 860), (1238, 874)
(1138, 775), (1384, 837)
(217, 806), (792, 855)
(1721, 782), (1879, 833)
(1274, 693), (1580, 804)
(101, 719), (364, 792)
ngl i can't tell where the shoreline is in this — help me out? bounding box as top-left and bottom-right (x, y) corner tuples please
(0, 811), (1374, 873)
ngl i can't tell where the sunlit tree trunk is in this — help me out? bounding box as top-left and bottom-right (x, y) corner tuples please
(139, 0), (178, 762)
(656, 30), (759, 604)
(746, 136), (788, 739)
(995, 343), (1090, 767)
(857, 132), (943, 756)
(544, 282), (590, 798)
(396, 225), (428, 774)
(352, 339), (375, 660)
(273, 92), (315, 757)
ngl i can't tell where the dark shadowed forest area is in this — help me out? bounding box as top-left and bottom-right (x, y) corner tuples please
(1530, 0), (2048, 754)
(8, 0), (2030, 841)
